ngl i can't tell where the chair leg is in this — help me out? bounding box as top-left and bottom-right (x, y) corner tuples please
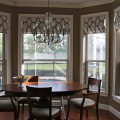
(86, 109), (88, 120)
(96, 106), (99, 120)
(80, 109), (83, 120)
(66, 98), (71, 120)
(61, 96), (66, 119)
(22, 103), (24, 115)
(14, 110), (18, 120)
(18, 103), (20, 119)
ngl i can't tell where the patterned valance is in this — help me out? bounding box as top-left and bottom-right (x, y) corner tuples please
(21, 16), (70, 34)
(114, 9), (120, 30)
(0, 15), (8, 33)
(83, 15), (106, 34)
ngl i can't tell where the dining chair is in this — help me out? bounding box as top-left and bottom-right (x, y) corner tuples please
(39, 79), (66, 118)
(0, 91), (18, 120)
(66, 77), (102, 120)
(26, 86), (61, 120)
(17, 76), (38, 117)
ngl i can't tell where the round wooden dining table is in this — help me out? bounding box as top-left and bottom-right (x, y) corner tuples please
(0, 80), (86, 97)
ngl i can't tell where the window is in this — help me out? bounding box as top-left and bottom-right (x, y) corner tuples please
(86, 33), (106, 91)
(18, 14), (73, 81)
(0, 33), (4, 85)
(22, 34), (68, 80)
(81, 12), (109, 93)
(0, 13), (10, 85)
(113, 7), (120, 102)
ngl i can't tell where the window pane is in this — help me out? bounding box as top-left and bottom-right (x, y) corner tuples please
(0, 33), (3, 85)
(87, 33), (106, 60)
(85, 33), (106, 92)
(54, 61), (67, 80)
(22, 61), (54, 77)
(22, 60), (67, 80)
(0, 33), (3, 60)
(87, 61), (106, 91)
(23, 34), (68, 60)
(23, 34), (35, 59)
(22, 34), (68, 81)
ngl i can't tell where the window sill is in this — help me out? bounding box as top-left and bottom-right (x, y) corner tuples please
(113, 95), (120, 104)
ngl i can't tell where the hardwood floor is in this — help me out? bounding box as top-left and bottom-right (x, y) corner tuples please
(0, 105), (119, 120)
(66, 107), (120, 120)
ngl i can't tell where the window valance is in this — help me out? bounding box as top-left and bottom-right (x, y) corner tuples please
(114, 9), (120, 30)
(21, 17), (70, 34)
(0, 15), (8, 33)
(82, 15), (106, 34)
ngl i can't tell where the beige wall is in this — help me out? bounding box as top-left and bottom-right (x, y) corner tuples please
(0, 0), (120, 113)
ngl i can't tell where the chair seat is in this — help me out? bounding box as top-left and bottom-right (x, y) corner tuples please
(71, 98), (96, 108)
(0, 99), (16, 111)
(18, 97), (38, 103)
(32, 107), (61, 118)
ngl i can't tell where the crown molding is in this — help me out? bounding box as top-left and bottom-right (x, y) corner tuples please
(78, 0), (115, 8)
(0, 0), (115, 8)
(0, 0), (14, 6)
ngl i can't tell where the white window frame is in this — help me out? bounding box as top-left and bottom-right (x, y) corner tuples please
(112, 6), (120, 103)
(18, 14), (73, 82)
(80, 12), (109, 96)
(0, 12), (12, 84)
(0, 12), (11, 84)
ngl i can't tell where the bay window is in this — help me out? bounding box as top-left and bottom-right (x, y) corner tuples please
(18, 14), (73, 81)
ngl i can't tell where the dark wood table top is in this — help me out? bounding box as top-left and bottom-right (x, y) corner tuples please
(0, 81), (86, 97)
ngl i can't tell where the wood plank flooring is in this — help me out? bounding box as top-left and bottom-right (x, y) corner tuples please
(0, 106), (119, 120)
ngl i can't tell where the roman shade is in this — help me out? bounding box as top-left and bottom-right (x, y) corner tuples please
(114, 9), (120, 30)
(83, 15), (106, 34)
(21, 16), (70, 34)
(0, 15), (8, 33)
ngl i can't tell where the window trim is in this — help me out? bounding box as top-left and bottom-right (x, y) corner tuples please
(80, 12), (109, 94)
(112, 6), (120, 102)
(18, 14), (73, 82)
(0, 12), (11, 84)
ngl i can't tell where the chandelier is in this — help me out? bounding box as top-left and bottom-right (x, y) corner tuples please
(32, 0), (65, 45)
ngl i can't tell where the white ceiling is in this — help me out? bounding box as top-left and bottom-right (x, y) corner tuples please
(0, 0), (115, 8)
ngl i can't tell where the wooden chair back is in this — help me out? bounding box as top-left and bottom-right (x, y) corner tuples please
(26, 86), (52, 119)
(87, 77), (101, 105)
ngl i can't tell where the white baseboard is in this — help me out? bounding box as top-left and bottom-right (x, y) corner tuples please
(109, 106), (120, 119)
(99, 103), (120, 119)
